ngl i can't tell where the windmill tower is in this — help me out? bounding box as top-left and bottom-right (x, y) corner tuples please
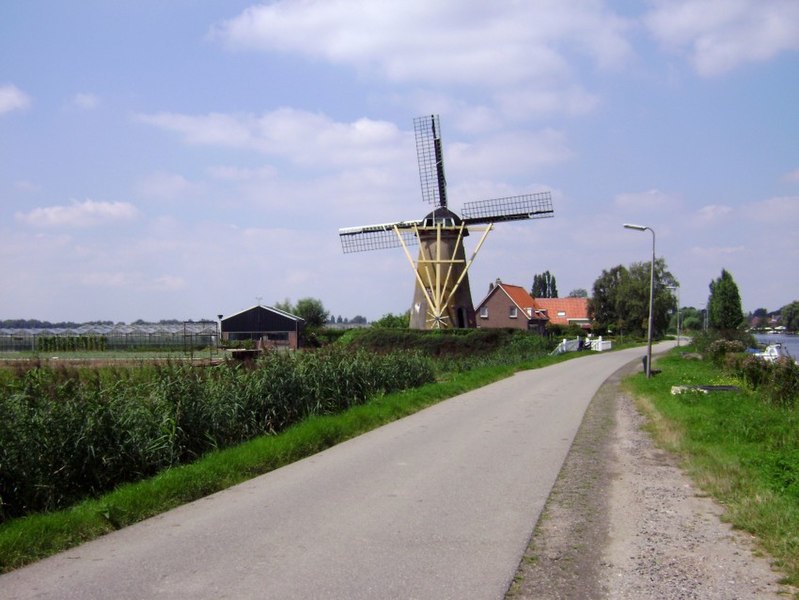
(339, 115), (554, 329)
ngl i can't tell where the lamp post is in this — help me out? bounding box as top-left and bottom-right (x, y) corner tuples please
(624, 223), (655, 377)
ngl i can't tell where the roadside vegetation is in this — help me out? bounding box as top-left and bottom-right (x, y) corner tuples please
(626, 333), (799, 588)
(0, 328), (585, 572)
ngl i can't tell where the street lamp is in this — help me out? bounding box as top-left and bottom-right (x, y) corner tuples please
(624, 223), (655, 377)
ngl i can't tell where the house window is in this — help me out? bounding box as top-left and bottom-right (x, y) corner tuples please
(557, 311), (566, 317)
(479, 306), (488, 319)
(509, 306), (518, 318)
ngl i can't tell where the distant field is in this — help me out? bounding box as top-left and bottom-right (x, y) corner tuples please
(0, 349), (222, 365)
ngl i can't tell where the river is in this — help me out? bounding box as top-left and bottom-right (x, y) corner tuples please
(753, 333), (799, 359)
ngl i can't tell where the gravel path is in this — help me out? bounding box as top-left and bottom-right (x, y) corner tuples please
(508, 361), (796, 599)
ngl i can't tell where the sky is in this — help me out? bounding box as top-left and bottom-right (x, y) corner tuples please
(1, 0), (798, 324)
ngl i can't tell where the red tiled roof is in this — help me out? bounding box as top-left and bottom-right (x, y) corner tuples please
(499, 283), (535, 311)
(532, 297), (589, 326)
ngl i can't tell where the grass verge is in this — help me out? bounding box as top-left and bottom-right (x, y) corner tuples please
(625, 348), (799, 588)
(0, 360), (533, 572)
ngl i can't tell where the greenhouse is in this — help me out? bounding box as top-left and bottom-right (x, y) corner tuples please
(0, 322), (219, 353)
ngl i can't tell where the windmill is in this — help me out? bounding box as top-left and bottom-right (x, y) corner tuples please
(339, 114), (554, 329)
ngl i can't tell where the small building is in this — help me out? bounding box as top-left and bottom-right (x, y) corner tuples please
(474, 279), (548, 332)
(220, 305), (305, 350)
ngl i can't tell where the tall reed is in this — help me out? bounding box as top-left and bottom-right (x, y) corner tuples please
(0, 348), (434, 522)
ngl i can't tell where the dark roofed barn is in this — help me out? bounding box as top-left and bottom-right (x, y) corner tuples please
(221, 305), (305, 350)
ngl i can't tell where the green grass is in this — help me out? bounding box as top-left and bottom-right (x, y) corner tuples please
(0, 360), (529, 572)
(626, 348), (799, 588)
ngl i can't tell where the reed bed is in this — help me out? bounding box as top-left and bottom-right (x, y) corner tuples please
(0, 347), (434, 522)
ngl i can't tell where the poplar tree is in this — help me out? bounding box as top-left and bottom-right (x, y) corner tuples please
(531, 271), (558, 298)
(707, 269), (745, 333)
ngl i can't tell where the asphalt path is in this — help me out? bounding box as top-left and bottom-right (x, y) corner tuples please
(0, 342), (674, 600)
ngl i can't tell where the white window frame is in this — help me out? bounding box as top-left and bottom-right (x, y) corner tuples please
(509, 306), (518, 318)
(479, 306), (488, 319)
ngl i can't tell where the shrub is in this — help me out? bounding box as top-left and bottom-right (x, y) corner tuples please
(706, 339), (745, 367)
(739, 354), (770, 389)
(764, 358), (799, 408)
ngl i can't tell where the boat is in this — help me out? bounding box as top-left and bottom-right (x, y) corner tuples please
(753, 343), (798, 364)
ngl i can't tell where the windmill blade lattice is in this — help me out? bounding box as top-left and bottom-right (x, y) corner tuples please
(414, 115), (447, 208)
(338, 222), (419, 254)
(461, 191), (553, 225)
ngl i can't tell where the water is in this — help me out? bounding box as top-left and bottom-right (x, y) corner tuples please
(753, 333), (799, 358)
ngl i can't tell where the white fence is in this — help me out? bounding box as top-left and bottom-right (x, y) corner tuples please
(550, 336), (612, 355)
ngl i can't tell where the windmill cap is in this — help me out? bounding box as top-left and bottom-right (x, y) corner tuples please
(422, 206), (463, 227)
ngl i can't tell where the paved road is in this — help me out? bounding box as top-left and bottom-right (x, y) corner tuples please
(0, 343), (673, 600)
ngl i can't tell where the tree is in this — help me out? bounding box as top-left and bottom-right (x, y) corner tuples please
(707, 269), (744, 333)
(749, 307), (769, 329)
(782, 301), (799, 331)
(680, 308), (703, 332)
(531, 270), (558, 298)
(568, 288), (588, 298)
(274, 298), (293, 313)
(588, 265), (627, 333)
(588, 259), (677, 337)
(372, 312), (410, 328)
(293, 297), (330, 328)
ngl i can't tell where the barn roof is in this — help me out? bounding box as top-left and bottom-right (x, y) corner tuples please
(221, 305), (305, 323)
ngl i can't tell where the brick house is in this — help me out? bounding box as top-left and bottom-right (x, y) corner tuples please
(474, 279), (548, 332)
(475, 279), (591, 331)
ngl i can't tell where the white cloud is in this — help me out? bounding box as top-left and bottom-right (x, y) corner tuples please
(15, 199), (138, 228)
(495, 86), (600, 119)
(0, 84), (31, 115)
(14, 180), (41, 193)
(149, 275), (186, 292)
(79, 272), (135, 288)
(448, 129), (573, 180)
(77, 272), (186, 292)
(208, 165), (278, 181)
(138, 172), (203, 200)
(694, 204), (733, 223)
(747, 195), (799, 224)
(645, 0), (799, 76)
(210, 0), (631, 86)
(72, 92), (100, 110)
(689, 245), (746, 258)
(137, 108), (408, 167)
(783, 168), (799, 182)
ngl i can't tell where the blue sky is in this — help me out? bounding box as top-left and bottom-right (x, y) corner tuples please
(2, 0), (798, 323)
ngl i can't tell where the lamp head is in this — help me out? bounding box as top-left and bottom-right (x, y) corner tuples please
(623, 223), (647, 231)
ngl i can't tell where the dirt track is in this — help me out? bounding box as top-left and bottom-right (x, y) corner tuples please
(507, 361), (796, 599)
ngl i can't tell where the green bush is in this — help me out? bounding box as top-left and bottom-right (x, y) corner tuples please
(764, 358), (799, 408)
(340, 327), (553, 359)
(706, 339), (745, 366)
(720, 352), (799, 408)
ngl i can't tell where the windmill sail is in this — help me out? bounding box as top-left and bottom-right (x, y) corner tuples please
(414, 115), (447, 208)
(338, 221), (419, 253)
(462, 191), (553, 225)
